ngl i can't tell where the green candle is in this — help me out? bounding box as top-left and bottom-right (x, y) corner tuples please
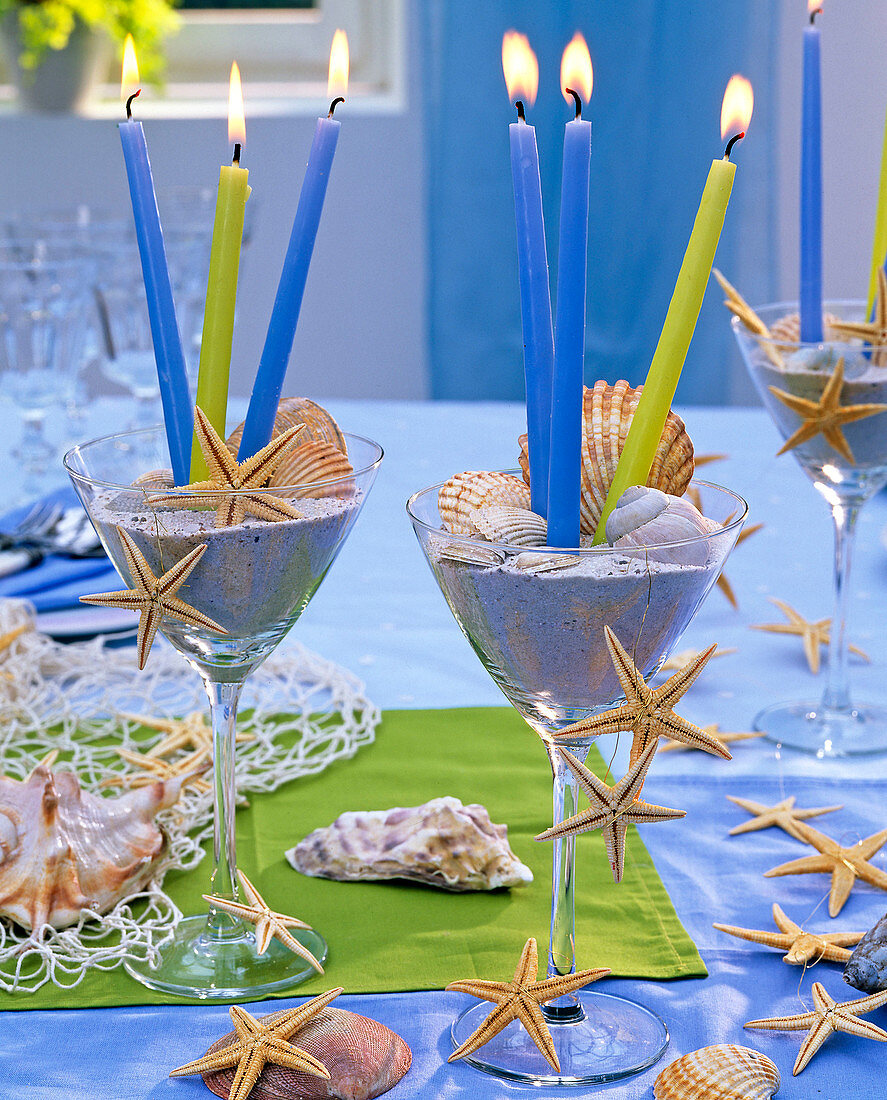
(191, 62), (250, 481)
(866, 105), (887, 318)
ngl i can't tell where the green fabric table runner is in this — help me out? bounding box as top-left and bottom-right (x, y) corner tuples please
(4, 707), (704, 1010)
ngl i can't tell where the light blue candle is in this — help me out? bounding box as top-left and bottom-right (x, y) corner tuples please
(800, 8), (823, 343)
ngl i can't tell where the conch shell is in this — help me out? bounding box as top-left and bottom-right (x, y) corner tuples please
(605, 486), (718, 566)
(518, 380), (694, 535)
(287, 796), (533, 892)
(438, 471), (531, 536)
(653, 1044), (780, 1099)
(0, 762), (188, 932)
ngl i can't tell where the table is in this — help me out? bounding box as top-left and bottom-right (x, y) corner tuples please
(3, 399), (887, 1099)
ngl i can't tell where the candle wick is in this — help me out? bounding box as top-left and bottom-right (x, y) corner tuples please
(232, 142), (242, 167)
(125, 88), (141, 121)
(565, 88), (582, 120)
(723, 132), (745, 161)
(515, 101), (526, 123)
(328, 96), (345, 119)
(809, 6), (822, 24)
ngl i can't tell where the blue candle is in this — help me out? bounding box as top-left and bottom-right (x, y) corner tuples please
(504, 32), (554, 518)
(547, 35), (592, 548)
(118, 37), (192, 485)
(238, 31), (348, 461)
(800, 5), (824, 343)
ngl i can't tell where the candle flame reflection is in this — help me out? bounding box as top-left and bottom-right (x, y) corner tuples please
(328, 29), (349, 99)
(502, 31), (538, 108)
(720, 74), (753, 141)
(121, 34), (139, 101)
(561, 32), (592, 106)
(228, 61), (245, 147)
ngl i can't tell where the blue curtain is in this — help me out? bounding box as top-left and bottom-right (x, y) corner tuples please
(422, 1), (779, 404)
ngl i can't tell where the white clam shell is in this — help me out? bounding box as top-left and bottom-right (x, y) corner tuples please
(653, 1044), (780, 1100)
(606, 487), (718, 567)
(437, 541), (505, 567)
(510, 552), (582, 574)
(471, 505), (547, 547)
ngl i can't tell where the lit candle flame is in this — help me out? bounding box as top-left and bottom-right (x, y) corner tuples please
(502, 31), (538, 108)
(560, 32), (592, 107)
(720, 74), (753, 142)
(121, 34), (139, 102)
(328, 29), (349, 100)
(808, 0), (824, 14)
(228, 61), (245, 147)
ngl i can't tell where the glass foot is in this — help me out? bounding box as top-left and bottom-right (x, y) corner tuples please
(124, 914), (328, 1000)
(450, 990), (668, 1086)
(755, 701), (887, 757)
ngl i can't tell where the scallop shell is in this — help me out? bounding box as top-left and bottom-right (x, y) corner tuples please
(437, 542), (505, 567)
(653, 1044), (780, 1100)
(202, 1006), (411, 1100)
(605, 486), (719, 566)
(227, 396), (347, 456)
(269, 439), (355, 496)
(768, 311), (843, 349)
(510, 552), (582, 574)
(518, 380), (694, 535)
(0, 762), (188, 932)
(131, 468), (174, 490)
(438, 471), (532, 535)
(471, 505), (547, 547)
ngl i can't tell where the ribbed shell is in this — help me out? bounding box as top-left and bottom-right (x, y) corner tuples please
(227, 397), (347, 456)
(518, 380), (694, 535)
(269, 439), (355, 496)
(653, 1045), (780, 1100)
(131, 468), (174, 490)
(768, 312), (842, 349)
(438, 471), (532, 535)
(437, 542), (505, 567)
(471, 505), (547, 547)
(510, 552), (582, 574)
(202, 1007), (411, 1100)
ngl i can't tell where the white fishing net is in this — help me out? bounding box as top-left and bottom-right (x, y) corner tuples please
(0, 598), (379, 993)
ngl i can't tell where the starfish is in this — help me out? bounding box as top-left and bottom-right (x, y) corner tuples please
(750, 597), (869, 675)
(119, 709), (254, 759)
(717, 522), (764, 609)
(157, 405), (306, 528)
(727, 793), (843, 840)
(713, 268), (783, 366)
(553, 627), (730, 768)
(535, 742), (685, 883)
(767, 357), (887, 465)
(765, 820), (887, 917)
(744, 982), (887, 1076)
(80, 528), (226, 669)
(0, 621), (30, 684)
(101, 746), (212, 794)
(446, 936), (609, 1071)
(170, 988), (341, 1100)
(693, 452), (729, 467)
(714, 902), (864, 965)
(659, 724), (761, 753)
(658, 645), (737, 673)
(831, 267), (887, 367)
(203, 869), (324, 972)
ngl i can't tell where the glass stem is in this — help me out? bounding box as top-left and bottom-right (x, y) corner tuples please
(820, 499), (860, 716)
(542, 741), (590, 1023)
(202, 676), (246, 937)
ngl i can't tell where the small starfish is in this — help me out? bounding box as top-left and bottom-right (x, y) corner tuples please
(713, 268), (783, 366)
(750, 597), (869, 675)
(554, 627), (730, 768)
(659, 724), (761, 753)
(158, 406), (305, 528)
(717, 522), (764, 609)
(658, 646), (737, 673)
(831, 267), (887, 367)
(446, 936), (609, 1071)
(101, 747), (212, 794)
(765, 820), (887, 917)
(170, 988), (341, 1100)
(80, 528), (226, 669)
(694, 452), (729, 467)
(768, 357), (887, 465)
(535, 742), (685, 883)
(744, 981), (887, 1076)
(119, 709), (254, 759)
(203, 869), (323, 972)
(0, 621), (31, 683)
(714, 902), (864, 965)
(727, 793), (843, 840)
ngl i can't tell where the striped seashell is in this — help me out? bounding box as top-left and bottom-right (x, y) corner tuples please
(227, 396), (347, 457)
(510, 552), (582, 574)
(768, 311), (843, 349)
(471, 505), (547, 547)
(438, 471), (531, 535)
(437, 541), (505, 567)
(269, 439), (355, 497)
(202, 1006), (412, 1100)
(131, 468), (174, 490)
(653, 1044), (780, 1100)
(518, 380), (694, 535)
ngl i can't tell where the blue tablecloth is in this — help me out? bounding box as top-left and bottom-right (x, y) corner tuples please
(3, 398), (887, 1099)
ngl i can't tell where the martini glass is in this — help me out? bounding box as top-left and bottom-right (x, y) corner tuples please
(733, 303), (887, 756)
(65, 424), (382, 999)
(407, 478), (745, 1086)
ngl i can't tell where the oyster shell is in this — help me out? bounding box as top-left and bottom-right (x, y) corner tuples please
(438, 471), (532, 535)
(844, 909), (887, 993)
(0, 762), (188, 931)
(518, 380), (694, 534)
(202, 1006), (411, 1100)
(227, 396), (347, 456)
(605, 486), (719, 566)
(287, 796), (533, 892)
(654, 1044), (780, 1100)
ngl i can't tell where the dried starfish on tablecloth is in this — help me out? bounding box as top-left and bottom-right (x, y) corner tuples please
(744, 981), (887, 1076)
(657, 646), (737, 673)
(100, 747), (212, 794)
(169, 988), (341, 1100)
(768, 357), (887, 465)
(80, 529), (226, 669)
(203, 869), (324, 972)
(535, 742), (685, 883)
(713, 268), (784, 367)
(727, 793), (843, 840)
(750, 597), (869, 675)
(714, 902), (863, 965)
(446, 936), (609, 1072)
(659, 724), (761, 753)
(156, 406), (305, 528)
(830, 268), (887, 367)
(694, 452), (730, 467)
(119, 709), (254, 760)
(765, 820), (887, 918)
(0, 621), (31, 684)
(554, 627), (730, 768)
